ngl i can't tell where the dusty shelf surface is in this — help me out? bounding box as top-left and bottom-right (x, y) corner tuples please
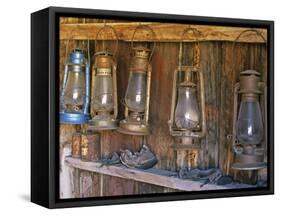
(65, 157), (255, 192)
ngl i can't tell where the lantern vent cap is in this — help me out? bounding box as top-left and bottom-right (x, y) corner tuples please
(69, 49), (86, 64)
(94, 51), (113, 57)
(240, 70), (261, 76)
(132, 46), (151, 59)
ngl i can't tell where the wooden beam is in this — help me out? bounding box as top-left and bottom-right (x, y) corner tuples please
(65, 157), (254, 192)
(60, 23), (267, 43)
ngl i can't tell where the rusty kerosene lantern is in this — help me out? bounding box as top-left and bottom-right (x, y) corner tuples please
(89, 25), (119, 130)
(168, 27), (206, 171)
(231, 30), (267, 171)
(60, 34), (91, 124)
(117, 25), (156, 136)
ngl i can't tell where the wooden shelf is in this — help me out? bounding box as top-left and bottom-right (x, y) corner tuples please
(65, 157), (255, 192)
(60, 23), (267, 43)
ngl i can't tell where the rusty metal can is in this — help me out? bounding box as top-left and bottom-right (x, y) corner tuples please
(71, 132), (81, 158)
(87, 131), (100, 161)
(80, 131), (100, 161)
(81, 133), (89, 161)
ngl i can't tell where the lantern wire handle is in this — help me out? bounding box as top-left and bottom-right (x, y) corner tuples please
(95, 23), (119, 59)
(64, 24), (91, 64)
(84, 18), (90, 64)
(130, 24), (156, 62)
(179, 26), (202, 71)
(231, 29), (266, 74)
(232, 29), (266, 46)
(102, 20), (106, 51)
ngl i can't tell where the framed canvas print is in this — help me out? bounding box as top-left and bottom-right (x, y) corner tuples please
(31, 6), (274, 208)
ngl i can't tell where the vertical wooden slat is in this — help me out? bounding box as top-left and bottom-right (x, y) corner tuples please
(200, 42), (221, 169)
(73, 168), (80, 197)
(79, 171), (93, 197)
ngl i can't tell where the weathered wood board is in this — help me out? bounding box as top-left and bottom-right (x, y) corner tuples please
(65, 157), (254, 191)
(60, 23), (267, 43)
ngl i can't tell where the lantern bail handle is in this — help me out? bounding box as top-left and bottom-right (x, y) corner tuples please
(95, 24), (119, 58)
(179, 26), (202, 69)
(131, 24), (156, 62)
(233, 29), (266, 46)
(231, 29), (266, 74)
(64, 25), (90, 65)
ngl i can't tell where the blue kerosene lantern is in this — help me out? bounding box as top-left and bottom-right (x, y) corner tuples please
(60, 48), (91, 124)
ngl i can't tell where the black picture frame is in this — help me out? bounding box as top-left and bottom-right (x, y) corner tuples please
(31, 6), (274, 208)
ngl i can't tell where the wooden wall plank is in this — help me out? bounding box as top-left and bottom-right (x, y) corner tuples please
(99, 130), (137, 196)
(200, 42), (221, 169)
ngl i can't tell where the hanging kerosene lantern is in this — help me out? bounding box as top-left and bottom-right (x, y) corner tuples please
(231, 30), (267, 170)
(168, 27), (206, 171)
(88, 25), (118, 130)
(117, 25), (156, 136)
(60, 34), (91, 124)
